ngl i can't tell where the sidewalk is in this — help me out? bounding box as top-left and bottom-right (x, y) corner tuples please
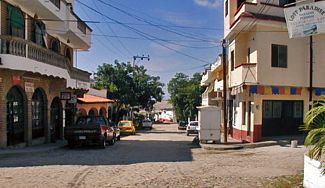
(0, 140), (66, 158)
(199, 136), (300, 151)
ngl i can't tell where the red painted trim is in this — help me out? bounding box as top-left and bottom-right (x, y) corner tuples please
(234, 2), (258, 17)
(231, 124), (262, 142)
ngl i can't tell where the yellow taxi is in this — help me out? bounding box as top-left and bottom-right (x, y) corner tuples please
(118, 120), (136, 135)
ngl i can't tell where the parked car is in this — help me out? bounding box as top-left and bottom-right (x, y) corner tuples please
(178, 121), (188, 130)
(142, 119), (153, 129)
(186, 121), (199, 136)
(109, 120), (121, 141)
(118, 120), (136, 135)
(64, 116), (115, 148)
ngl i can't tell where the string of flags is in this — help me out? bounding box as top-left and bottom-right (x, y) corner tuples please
(248, 86), (325, 96)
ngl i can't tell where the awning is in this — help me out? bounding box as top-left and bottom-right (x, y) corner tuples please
(78, 94), (114, 103)
(231, 85), (244, 95)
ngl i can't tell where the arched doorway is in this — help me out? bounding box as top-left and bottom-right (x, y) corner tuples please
(65, 103), (75, 127)
(88, 108), (98, 117)
(6, 86), (26, 146)
(99, 107), (107, 117)
(50, 97), (62, 140)
(32, 88), (47, 139)
(77, 108), (87, 117)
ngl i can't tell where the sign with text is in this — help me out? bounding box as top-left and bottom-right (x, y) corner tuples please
(25, 82), (34, 93)
(284, 1), (325, 38)
(60, 92), (71, 100)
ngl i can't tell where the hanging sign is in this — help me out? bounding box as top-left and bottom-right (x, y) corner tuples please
(284, 1), (325, 38)
(60, 92), (71, 100)
(25, 82), (34, 93)
(12, 75), (21, 85)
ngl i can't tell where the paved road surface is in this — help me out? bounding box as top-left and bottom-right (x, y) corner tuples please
(0, 123), (305, 187)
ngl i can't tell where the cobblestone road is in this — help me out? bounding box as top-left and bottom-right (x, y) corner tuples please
(0, 123), (305, 188)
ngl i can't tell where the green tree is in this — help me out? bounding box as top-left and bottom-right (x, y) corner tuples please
(168, 72), (204, 121)
(94, 60), (164, 119)
(304, 100), (325, 162)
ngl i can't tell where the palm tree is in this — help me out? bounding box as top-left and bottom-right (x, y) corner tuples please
(304, 100), (325, 161)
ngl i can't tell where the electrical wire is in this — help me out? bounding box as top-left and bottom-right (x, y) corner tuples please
(76, 0), (212, 64)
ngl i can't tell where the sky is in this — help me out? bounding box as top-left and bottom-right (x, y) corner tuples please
(74, 0), (224, 98)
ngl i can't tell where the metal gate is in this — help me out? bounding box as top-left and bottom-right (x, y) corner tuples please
(262, 100), (303, 137)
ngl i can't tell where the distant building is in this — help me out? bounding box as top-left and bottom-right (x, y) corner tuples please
(153, 101), (175, 123)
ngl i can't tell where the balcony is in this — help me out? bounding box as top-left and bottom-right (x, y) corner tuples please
(230, 63), (257, 88)
(9, 0), (92, 50)
(10, 0), (65, 21)
(0, 35), (90, 89)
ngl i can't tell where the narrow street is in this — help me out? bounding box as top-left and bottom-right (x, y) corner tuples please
(0, 123), (305, 188)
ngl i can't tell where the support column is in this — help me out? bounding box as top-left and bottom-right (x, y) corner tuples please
(26, 95), (32, 146)
(0, 78), (6, 147)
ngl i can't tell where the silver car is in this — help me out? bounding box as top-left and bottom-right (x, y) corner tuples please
(142, 119), (153, 129)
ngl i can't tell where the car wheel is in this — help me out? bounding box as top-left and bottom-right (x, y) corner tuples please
(108, 135), (115, 146)
(100, 138), (106, 149)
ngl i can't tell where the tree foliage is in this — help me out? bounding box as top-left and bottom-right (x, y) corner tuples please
(94, 60), (164, 111)
(168, 72), (204, 121)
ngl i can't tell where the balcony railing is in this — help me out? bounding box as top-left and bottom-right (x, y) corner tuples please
(77, 20), (87, 34)
(0, 35), (90, 82)
(50, 0), (60, 9)
(230, 63), (257, 87)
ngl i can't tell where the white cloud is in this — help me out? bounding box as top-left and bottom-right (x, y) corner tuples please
(193, 0), (222, 9)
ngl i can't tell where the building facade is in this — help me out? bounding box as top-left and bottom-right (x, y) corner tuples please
(0, 0), (92, 147)
(222, 0), (325, 142)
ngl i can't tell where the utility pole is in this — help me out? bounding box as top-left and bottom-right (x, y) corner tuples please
(309, 36), (313, 110)
(133, 55), (150, 68)
(131, 55), (150, 120)
(222, 40), (228, 143)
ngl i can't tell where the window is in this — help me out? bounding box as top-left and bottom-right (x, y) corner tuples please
(32, 19), (46, 47)
(272, 44), (287, 68)
(231, 50), (235, 71)
(8, 5), (25, 38)
(51, 39), (60, 53)
(293, 101), (303, 118)
(242, 102), (246, 125)
(65, 48), (72, 62)
(247, 48), (250, 63)
(225, 0), (228, 17)
(279, 0), (296, 7)
(263, 101), (273, 119)
(237, 0), (245, 9)
(273, 101), (282, 118)
(32, 89), (45, 139)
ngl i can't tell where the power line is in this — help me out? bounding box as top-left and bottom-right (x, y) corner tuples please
(96, 0), (219, 43)
(76, 0), (212, 64)
(92, 0), (133, 56)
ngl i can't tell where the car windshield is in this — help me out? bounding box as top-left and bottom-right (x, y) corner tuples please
(190, 122), (198, 126)
(118, 122), (130, 126)
(76, 116), (107, 125)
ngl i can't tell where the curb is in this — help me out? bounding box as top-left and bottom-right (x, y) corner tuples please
(0, 142), (66, 159)
(200, 140), (285, 151)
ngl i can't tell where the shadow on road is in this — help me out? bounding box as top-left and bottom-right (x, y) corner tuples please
(0, 140), (197, 168)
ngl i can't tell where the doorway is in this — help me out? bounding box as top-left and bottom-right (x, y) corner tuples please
(51, 97), (62, 140)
